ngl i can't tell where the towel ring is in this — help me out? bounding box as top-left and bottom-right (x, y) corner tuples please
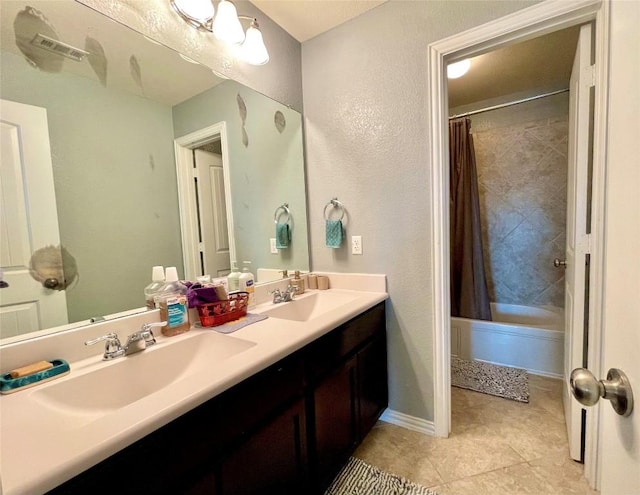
(274, 203), (291, 224)
(324, 198), (345, 221)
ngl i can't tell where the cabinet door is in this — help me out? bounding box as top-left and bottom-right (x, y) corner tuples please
(358, 333), (388, 439)
(220, 399), (307, 495)
(312, 355), (358, 488)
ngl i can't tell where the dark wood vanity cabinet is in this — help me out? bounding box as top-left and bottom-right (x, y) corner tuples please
(48, 302), (386, 495)
(306, 303), (388, 492)
(219, 398), (307, 495)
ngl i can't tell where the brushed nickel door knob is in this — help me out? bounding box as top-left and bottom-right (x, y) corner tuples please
(570, 368), (634, 417)
(554, 258), (567, 268)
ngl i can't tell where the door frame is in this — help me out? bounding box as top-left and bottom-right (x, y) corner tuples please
(427, 0), (609, 488)
(174, 122), (235, 281)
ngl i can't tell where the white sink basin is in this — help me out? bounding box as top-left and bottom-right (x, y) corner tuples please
(260, 291), (361, 322)
(30, 332), (255, 418)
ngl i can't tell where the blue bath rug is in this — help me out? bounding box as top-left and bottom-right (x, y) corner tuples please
(325, 457), (437, 495)
(451, 356), (529, 403)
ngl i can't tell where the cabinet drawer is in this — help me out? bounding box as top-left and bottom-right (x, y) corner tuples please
(304, 303), (385, 381)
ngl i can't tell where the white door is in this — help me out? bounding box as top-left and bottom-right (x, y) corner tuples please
(595, 1), (640, 492)
(194, 149), (231, 278)
(0, 99), (68, 338)
(563, 23), (593, 463)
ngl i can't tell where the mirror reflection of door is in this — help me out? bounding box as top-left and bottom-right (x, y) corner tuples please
(194, 148), (231, 278)
(0, 99), (68, 338)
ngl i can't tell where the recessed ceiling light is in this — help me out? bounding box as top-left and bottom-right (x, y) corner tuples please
(447, 59), (471, 79)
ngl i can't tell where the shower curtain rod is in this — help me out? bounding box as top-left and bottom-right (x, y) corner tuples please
(448, 88), (569, 120)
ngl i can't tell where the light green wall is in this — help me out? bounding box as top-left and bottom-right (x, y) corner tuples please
(172, 80), (309, 275)
(301, 0), (542, 423)
(1, 51), (183, 322)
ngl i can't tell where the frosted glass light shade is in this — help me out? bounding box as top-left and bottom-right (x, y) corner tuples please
(170, 0), (214, 25)
(447, 59), (471, 79)
(212, 0), (245, 45)
(241, 21), (269, 65)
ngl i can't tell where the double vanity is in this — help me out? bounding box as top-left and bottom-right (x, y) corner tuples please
(0, 274), (387, 495)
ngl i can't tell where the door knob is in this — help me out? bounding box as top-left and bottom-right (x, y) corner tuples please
(43, 278), (60, 289)
(570, 368), (634, 417)
(554, 258), (567, 268)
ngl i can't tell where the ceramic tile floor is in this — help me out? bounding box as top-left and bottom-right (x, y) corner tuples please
(354, 375), (598, 494)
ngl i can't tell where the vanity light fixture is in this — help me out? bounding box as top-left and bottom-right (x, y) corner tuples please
(170, 0), (269, 65)
(447, 59), (471, 79)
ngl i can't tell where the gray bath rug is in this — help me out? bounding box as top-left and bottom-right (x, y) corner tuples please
(325, 457), (437, 495)
(451, 356), (529, 403)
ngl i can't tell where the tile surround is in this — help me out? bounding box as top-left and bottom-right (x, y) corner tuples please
(355, 375), (596, 495)
(471, 101), (569, 308)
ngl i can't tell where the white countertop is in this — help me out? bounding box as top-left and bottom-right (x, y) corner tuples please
(0, 282), (387, 495)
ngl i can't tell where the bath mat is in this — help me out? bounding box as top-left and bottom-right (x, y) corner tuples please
(325, 457), (437, 495)
(451, 356), (529, 403)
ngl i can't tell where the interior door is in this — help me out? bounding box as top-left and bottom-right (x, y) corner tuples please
(0, 99), (68, 338)
(596, 1), (639, 491)
(194, 149), (231, 278)
(563, 23), (593, 462)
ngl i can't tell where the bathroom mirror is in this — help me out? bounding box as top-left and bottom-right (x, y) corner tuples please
(0, 0), (309, 342)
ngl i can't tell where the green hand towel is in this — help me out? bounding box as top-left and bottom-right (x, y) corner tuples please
(276, 222), (290, 249)
(326, 219), (343, 248)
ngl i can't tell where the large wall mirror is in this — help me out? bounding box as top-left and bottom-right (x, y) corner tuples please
(0, 0), (309, 342)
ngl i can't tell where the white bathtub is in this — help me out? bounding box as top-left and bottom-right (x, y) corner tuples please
(451, 303), (565, 378)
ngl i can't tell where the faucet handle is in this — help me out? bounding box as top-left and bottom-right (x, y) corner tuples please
(270, 288), (283, 303)
(137, 322), (166, 346)
(85, 332), (125, 360)
(140, 322), (166, 342)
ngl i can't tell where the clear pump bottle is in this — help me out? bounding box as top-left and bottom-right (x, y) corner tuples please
(144, 266), (165, 310)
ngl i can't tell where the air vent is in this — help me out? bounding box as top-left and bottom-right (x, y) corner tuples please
(30, 33), (89, 62)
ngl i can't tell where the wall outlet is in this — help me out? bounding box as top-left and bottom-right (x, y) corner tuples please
(351, 235), (363, 255)
(270, 238), (279, 254)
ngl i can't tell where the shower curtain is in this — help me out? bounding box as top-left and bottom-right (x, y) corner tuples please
(449, 118), (492, 321)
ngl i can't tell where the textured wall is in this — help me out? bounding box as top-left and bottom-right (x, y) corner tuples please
(302, 0), (540, 422)
(468, 94), (569, 308)
(78, 0), (303, 111)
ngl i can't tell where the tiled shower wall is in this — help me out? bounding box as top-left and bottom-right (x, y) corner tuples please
(468, 95), (568, 308)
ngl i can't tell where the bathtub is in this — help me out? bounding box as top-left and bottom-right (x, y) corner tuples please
(451, 303), (565, 378)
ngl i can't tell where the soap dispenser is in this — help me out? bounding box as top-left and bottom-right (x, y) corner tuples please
(227, 261), (241, 292)
(238, 261), (255, 308)
(291, 270), (305, 295)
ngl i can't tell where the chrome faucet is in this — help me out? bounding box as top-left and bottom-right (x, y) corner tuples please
(85, 332), (125, 360)
(85, 322), (167, 360)
(123, 322), (166, 355)
(270, 285), (297, 304)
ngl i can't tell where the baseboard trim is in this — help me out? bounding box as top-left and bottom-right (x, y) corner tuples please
(379, 409), (435, 436)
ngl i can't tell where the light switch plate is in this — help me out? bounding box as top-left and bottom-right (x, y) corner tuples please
(270, 238), (279, 254)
